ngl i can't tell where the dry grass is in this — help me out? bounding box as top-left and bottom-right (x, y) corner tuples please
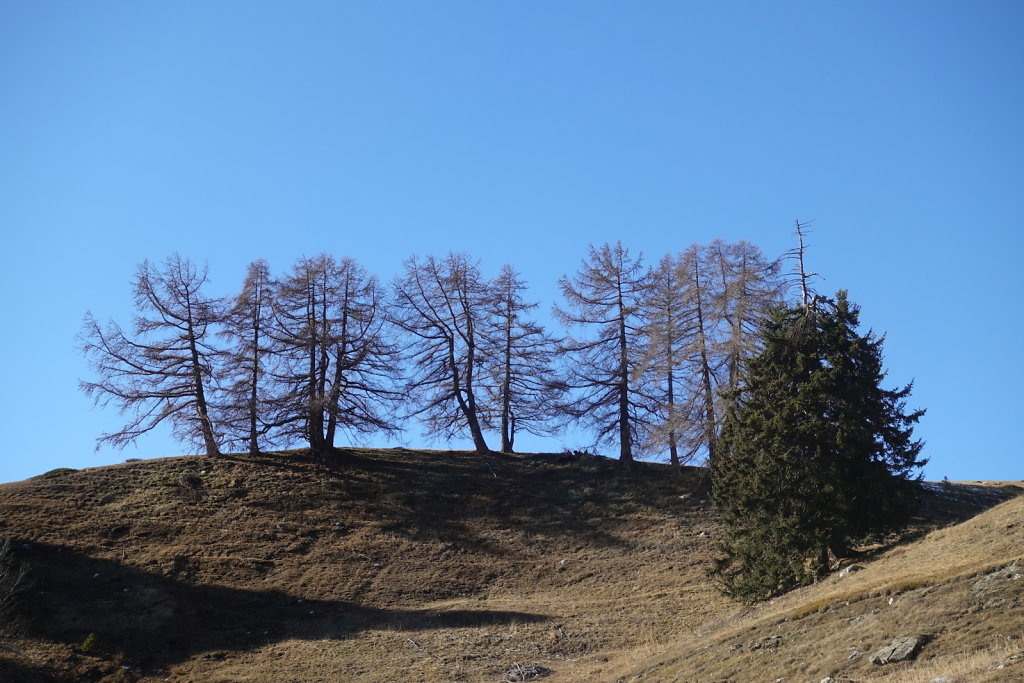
(0, 451), (1017, 682)
(609, 488), (1024, 683)
(0, 449), (726, 681)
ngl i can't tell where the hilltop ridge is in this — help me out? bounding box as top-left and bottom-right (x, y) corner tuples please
(0, 449), (1019, 682)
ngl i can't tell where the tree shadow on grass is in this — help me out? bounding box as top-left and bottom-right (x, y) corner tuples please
(0, 654), (58, 683)
(13, 542), (548, 673)
(318, 448), (701, 554)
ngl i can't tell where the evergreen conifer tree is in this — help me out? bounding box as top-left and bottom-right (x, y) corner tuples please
(710, 291), (926, 602)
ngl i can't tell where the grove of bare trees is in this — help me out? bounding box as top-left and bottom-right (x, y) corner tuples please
(635, 241), (782, 468)
(79, 238), (785, 464)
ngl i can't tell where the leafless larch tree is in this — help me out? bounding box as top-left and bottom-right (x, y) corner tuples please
(267, 255), (401, 459)
(216, 258), (276, 456)
(482, 264), (565, 453)
(637, 241), (781, 469)
(554, 242), (652, 465)
(390, 253), (492, 454)
(79, 254), (222, 457)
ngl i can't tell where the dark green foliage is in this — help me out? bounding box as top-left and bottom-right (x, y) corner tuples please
(79, 632), (101, 655)
(710, 291), (926, 603)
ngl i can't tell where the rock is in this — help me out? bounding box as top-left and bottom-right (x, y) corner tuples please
(869, 635), (927, 665)
(504, 662), (553, 682)
(838, 564), (864, 578)
(749, 635), (782, 650)
(987, 651), (1024, 670)
(971, 561), (1021, 595)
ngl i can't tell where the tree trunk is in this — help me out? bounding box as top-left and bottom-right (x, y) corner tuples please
(248, 314), (261, 457)
(306, 324), (326, 458)
(667, 370), (679, 468)
(447, 334), (490, 454)
(508, 413), (516, 453)
(617, 288), (633, 465)
(325, 300), (349, 451)
(690, 257), (718, 467)
(186, 318), (220, 458)
(500, 311), (513, 453)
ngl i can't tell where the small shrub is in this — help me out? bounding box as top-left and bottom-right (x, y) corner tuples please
(79, 632), (101, 655)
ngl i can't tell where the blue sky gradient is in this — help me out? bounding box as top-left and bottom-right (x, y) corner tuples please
(2, 1), (1021, 482)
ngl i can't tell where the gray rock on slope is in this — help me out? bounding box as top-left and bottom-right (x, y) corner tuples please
(971, 561), (1021, 595)
(869, 635), (927, 665)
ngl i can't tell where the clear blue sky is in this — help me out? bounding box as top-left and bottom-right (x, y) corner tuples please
(1, 1), (1021, 483)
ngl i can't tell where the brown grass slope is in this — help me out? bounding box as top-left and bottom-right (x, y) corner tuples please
(0, 449), (1018, 683)
(0, 449), (724, 682)
(611, 483), (1024, 683)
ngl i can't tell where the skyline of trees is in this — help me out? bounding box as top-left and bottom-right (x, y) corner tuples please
(78, 239), (792, 462)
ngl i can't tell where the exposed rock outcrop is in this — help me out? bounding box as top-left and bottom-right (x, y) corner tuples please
(869, 635), (927, 665)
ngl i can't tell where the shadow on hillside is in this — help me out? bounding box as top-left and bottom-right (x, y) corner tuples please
(14, 542), (549, 672)
(847, 483), (1022, 563)
(0, 655), (57, 683)
(311, 449), (701, 555)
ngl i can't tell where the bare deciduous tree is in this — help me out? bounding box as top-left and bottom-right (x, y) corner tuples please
(554, 242), (651, 465)
(391, 253), (492, 454)
(637, 253), (691, 467)
(711, 239), (783, 395)
(79, 254), (222, 457)
(677, 244), (723, 468)
(268, 255), (401, 458)
(216, 259), (276, 456)
(784, 219), (820, 310)
(638, 241), (781, 469)
(483, 264), (564, 453)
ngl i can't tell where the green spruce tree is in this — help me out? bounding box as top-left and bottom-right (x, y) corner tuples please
(710, 291), (926, 603)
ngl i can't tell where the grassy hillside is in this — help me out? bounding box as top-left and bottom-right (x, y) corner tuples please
(611, 484), (1024, 682)
(0, 449), (1019, 682)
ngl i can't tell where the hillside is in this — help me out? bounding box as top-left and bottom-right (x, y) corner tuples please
(0, 449), (1019, 682)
